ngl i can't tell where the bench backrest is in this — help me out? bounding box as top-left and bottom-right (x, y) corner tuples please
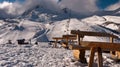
(62, 35), (77, 38)
(71, 30), (118, 38)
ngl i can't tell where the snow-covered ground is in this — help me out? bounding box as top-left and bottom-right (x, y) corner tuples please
(0, 42), (120, 67)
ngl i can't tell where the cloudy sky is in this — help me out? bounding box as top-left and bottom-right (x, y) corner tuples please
(0, 0), (120, 18)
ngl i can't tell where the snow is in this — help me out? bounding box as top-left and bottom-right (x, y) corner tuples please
(106, 24), (118, 30)
(47, 18), (95, 40)
(0, 20), (5, 26)
(0, 19), (47, 44)
(81, 15), (106, 25)
(103, 16), (120, 23)
(0, 42), (120, 67)
(0, 43), (74, 67)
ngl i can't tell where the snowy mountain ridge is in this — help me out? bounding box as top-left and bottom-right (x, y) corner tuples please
(17, 5), (120, 23)
(0, 5), (120, 44)
(0, 15), (120, 44)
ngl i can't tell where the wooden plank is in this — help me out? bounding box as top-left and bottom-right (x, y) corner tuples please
(63, 35), (77, 41)
(49, 41), (61, 43)
(69, 45), (89, 50)
(71, 30), (118, 38)
(80, 41), (120, 51)
(69, 41), (120, 51)
(52, 37), (64, 40)
(88, 47), (96, 67)
(63, 34), (76, 38)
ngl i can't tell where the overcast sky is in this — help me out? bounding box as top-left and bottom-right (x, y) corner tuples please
(0, 0), (119, 18)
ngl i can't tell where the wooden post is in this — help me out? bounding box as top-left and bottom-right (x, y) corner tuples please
(110, 37), (120, 60)
(97, 47), (103, 67)
(77, 34), (86, 63)
(66, 37), (68, 46)
(54, 39), (58, 48)
(110, 37), (116, 59)
(88, 47), (96, 67)
(110, 37), (113, 43)
(79, 50), (87, 63)
(77, 34), (80, 45)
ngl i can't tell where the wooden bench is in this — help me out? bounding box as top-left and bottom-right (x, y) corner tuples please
(70, 30), (119, 67)
(52, 35), (77, 48)
(52, 37), (64, 47)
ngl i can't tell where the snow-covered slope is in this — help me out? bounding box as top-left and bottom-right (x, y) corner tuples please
(1, 15), (120, 44)
(0, 19), (48, 44)
(46, 17), (120, 42)
(47, 18), (94, 40)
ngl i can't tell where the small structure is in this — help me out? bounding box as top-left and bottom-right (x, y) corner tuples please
(7, 40), (12, 44)
(17, 39), (28, 44)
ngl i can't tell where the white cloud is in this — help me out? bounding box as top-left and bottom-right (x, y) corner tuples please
(0, 0), (99, 18)
(0, 1), (13, 9)
(0, 1), (23, 18)
(60, 0), (98, 15)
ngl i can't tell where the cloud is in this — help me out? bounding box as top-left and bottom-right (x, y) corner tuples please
(0, 0), (99, 18)
(106, 1), (120, 10)
(0, 1), (24, 18)
(60, 0), (99, 15)
(41, 0), (99, 15)
(0, 0), (40, 18)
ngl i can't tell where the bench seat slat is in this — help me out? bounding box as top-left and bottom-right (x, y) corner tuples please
(69, 45), (89, 50)
(80, 41), (120, 51)
(69, 41), (120, 51)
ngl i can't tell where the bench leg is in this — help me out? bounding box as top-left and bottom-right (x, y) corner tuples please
(73, 49), (87, 63)
(110, 51), (116, 59)
(97, 47), (103, 67)
(88, 47), (96, 67)
(54, 39), (58, 48)
(65, 38), (69, 48)
(79, 50), (87, 63)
